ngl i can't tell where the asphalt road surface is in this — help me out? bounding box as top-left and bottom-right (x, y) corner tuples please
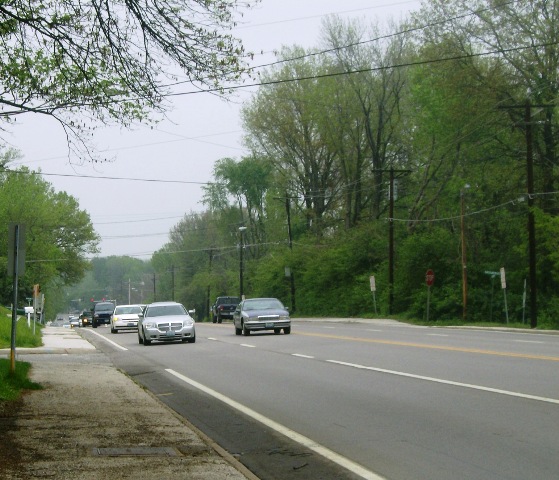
(80, 320), (559, 480)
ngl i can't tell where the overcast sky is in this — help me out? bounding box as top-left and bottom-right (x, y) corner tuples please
(9, 0), (422, 259)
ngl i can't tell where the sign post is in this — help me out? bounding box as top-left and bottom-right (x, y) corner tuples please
(369, 276), (378, 315)
(425, 269), (435, 322)
(7, 223), (26, 374)
(500, 267), (509, 324)
(484, 271), (500, 322)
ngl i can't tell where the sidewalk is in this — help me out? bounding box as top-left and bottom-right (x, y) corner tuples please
(0, 326), (257, 480)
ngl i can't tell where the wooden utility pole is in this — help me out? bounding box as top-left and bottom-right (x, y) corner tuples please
(525, 100), (537, 328)
(375, 168), (410, 315)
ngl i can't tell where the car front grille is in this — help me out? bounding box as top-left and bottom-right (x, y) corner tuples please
(157, 322), (183, 332)
(257, 315), (280, 321)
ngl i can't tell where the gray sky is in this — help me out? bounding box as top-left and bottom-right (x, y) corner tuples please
(10, 0), (422, 259)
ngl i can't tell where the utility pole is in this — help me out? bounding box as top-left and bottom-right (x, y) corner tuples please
(375, 168), (410, 315)
(207, 248), (213, 321)
(525, 100), (537, 328)
(285, 193), (296, 312)
(171, 265), (175, 302)
(460, 184), (470, 321)
(498, 100), (548, 328)
(388, 169), (394, 314)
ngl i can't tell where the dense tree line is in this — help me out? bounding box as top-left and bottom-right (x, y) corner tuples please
(146, 1), (559, 328)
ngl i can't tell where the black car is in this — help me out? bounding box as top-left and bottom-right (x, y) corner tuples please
(212, 296), (240, 323)
(92, 301), (116, 328)
(79, 310), (93, 327)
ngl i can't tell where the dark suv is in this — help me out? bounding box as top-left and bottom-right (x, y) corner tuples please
(92, 301), (116, 328)
(212, 296), (240, 323)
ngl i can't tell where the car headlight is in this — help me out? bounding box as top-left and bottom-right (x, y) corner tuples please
(279, 315), (290, 320)
(143, 321), (156, 329)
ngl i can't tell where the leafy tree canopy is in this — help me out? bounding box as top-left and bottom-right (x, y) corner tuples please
(0, 0), (259, 156)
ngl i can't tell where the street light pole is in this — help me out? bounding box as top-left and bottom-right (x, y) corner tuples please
(239, 226), (247, 299)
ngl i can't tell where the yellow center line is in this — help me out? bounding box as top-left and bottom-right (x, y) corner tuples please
(296, 331), (559, 362)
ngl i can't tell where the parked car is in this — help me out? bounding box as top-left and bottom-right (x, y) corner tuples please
(79, 310), (92, 327)
(212, 296), (240, 323)
(138, 301), (196, 345)
(110, 304), (143, 333)
(92, 301), (116, 328)
(233, 298), (291, 336)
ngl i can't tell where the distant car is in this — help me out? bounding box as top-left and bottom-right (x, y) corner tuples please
(138, 301), (196, 345)
(92, 301), (116, 328)
(69, 316), (80, 328)
(233, 298), (291, 336)
(110, 304), (143, 333)
(79, 310), (92, 327)
(212, 296), (240, 323)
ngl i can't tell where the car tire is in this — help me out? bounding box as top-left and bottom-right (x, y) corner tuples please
(235, 326), (241, 335)
(92, 320), (97, 328)
(242, 322), (250, 336)
(212, 315), (217, 324)
(187, 335), (196, 343)
(274, 328), (281, 334)
(142, 329), (151, 345)
(111, 325), (117, 334)
(217, 314), (223, 324)
(138, 332), (143, 344)
(284, 327), (291, 334)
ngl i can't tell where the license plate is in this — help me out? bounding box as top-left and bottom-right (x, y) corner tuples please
(165, 331), (175, 337)
(265, 322), (274, 328)
(127, 322), (136, 327)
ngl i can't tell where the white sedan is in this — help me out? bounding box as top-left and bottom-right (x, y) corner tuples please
(110, 304), (143, 333)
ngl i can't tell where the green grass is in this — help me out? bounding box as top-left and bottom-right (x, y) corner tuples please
(0, 309), (43, 349)
(0, 358), (43, 401)
(0, 307), (44, 403)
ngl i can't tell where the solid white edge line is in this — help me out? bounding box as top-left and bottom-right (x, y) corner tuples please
(292, 354), (314, 359)
(87, 329), (128, 351)
(240, 344), (256, 348)
(165, 369), (385, 480)
(327, 360), (559, 405)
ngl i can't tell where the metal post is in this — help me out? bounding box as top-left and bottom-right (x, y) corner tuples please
(10, 225), (21, 374)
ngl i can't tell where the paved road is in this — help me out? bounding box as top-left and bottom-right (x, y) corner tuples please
(81, 320), (559, 480)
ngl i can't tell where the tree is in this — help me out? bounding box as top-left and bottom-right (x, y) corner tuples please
(320, 16), (413, 221)
(0, 153), (98, 307)
(0, 0), (258, 157)
(243, 47), (341, 234)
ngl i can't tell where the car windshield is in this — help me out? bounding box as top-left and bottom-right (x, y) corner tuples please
(218, 297), (240, 304)
(145, 304), (186, 317)
(114, 306), (143, 315)
(95, 303), (114, 312)
(243, 299), (284, 311)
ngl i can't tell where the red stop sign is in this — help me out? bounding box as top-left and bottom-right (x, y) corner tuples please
(426, 269), (435, 286)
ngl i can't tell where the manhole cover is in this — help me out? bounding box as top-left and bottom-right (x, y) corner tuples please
(92, 447), (180, 457)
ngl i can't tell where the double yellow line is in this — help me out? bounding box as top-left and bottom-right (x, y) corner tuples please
(296, 331), (559, 362)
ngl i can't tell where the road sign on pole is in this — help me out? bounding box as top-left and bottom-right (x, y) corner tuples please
(425, 269), (434, 321)
(500, 267), (509, 324)
(369, 276), (378, 315)
(426, 269), (435, 286)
